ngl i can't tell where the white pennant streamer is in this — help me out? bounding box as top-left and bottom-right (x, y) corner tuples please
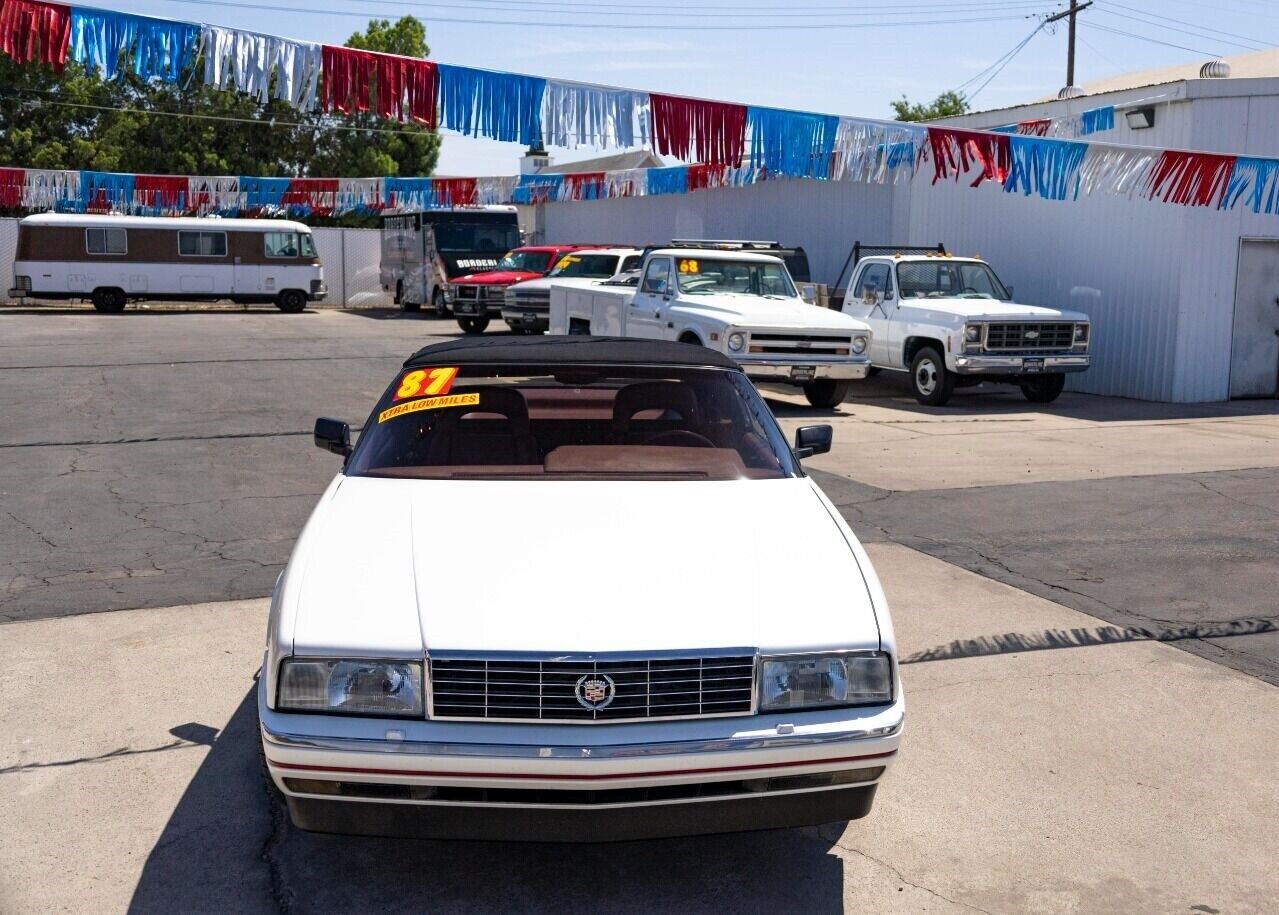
(475, 176), (518, 205)
(200, 26), (321, 110)
(22, 169), (80, 210)
(1078, 146), (1157, 198)
(603, 168), (646, 198)
(831, 118), (926, 184)
(542, 81), (651, 150)
(186, 175), (241, 215)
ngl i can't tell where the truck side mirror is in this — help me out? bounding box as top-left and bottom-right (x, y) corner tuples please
(314, 417), (351, 457)
(794, 424), (833, 458)
(800, 284), (817, 304)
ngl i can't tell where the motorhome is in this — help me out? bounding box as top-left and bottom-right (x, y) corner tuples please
(379, 206), (521, 317)
(7, 213), (326, 313)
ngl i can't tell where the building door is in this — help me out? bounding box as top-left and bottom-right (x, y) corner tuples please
(1230, 239), (1279, 398)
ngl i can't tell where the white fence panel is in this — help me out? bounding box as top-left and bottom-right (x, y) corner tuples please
(0, 218), (17, 304)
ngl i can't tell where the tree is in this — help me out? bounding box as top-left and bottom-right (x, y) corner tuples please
(0, 15), (438, 185)
(890, 91), (969, 123)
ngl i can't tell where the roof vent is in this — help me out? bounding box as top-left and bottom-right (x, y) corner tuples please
(1058, 85), (1085, 99)
(1199, 59), (1231, 79)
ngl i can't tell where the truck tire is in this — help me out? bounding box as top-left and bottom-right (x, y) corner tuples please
(803, 380), (851, 409)
(433, 288), (450, 318)
(276, 289), (306, 313)
(1020, 373), (1066, 403)
(91, 287), (126, 314)
(910, 347), (955, 406)
(457, 316), (490, 334)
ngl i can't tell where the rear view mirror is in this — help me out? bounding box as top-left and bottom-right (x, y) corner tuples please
(794, 425), (833, 459)
(314, 417), (351, 457)
(800, 284), (817, 304)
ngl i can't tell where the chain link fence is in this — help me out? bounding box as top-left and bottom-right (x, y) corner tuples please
(0, 218), (392, 308)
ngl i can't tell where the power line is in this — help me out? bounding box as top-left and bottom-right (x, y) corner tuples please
(954, 20), (1046, 97)
(1081, 21), (1222, 55)
(297, 0), (1052, 18)
(962, 21), (1048, 102)
(1091, 5), (1262, 51)
(1095, 0), (1271, 48)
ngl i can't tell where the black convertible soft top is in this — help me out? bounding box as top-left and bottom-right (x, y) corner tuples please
(403, 335), (739, 370)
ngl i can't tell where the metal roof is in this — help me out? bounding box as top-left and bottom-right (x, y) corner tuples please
(18, 212), (313, 232)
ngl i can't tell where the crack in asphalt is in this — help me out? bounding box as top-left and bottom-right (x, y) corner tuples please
(260, 775), (295, 913)
(0, 739), (201, 773)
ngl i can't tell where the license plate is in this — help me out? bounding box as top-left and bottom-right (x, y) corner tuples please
(1023, 358), (1044, 373)
(457, 303), (476, 314)
(522, 313), (539, 324)
(790, 365), (817, 383)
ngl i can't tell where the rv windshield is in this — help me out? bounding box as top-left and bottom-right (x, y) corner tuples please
(433, 222), (520, 254)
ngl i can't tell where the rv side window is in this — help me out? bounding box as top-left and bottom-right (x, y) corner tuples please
(86, 228), (127, 255)
(265, 232), (301, 258)
(178, 231), (227, 257)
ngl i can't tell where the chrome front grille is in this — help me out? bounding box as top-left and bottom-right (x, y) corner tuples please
(985, 322), (1075, 351)
(746, 333), (853, 356)
(508, 291), (551, 314)
(429, 652), (757, 722)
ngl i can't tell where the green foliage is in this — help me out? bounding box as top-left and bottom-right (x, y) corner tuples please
(0, 15), (439, 188)
(891, 91), (970, 123)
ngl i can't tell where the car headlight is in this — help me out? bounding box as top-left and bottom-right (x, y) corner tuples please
(964, 324), (982, 343)
(851, 334), (868, 355)
(759, 652), (892, 711)
(278, 659), (423, 717)
(1074, 324), (1089, 343)
(727, 332), (746, 352)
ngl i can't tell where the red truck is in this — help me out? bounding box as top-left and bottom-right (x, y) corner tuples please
(449, 244), (588, 334)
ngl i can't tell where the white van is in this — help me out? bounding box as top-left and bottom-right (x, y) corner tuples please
(8, 213), (327, 312)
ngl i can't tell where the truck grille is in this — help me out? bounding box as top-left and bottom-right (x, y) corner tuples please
(452, 285), (506, 302)
(985, 322), (1075, 351)
(429, 653), (756, 722)
(746, 333), (853, 356)
(507, 291), (551, 314)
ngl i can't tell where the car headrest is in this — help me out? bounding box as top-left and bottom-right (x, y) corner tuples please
(611, 381), (701, 439)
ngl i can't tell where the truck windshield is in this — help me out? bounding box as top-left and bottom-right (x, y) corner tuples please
(674, 258), (797, 298)
(348, 365), (799, 481)
(497, 251), (553, 273)
(433, 222), (520, 254)
(897, 261), (1011, 300)
(550, 254), (620, 278)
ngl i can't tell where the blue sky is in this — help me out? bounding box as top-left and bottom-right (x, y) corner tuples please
(102, 0), (1277, 175)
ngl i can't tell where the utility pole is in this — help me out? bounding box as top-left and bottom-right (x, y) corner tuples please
(1045, 0), (1093, 87)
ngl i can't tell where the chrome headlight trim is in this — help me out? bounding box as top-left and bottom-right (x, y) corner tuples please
(757, 650), (893, 712)
(277, 657), (424, 718)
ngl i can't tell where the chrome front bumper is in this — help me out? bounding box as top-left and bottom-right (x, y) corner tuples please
(737, 355), (872, 382)
(952, 353), (1090, 375)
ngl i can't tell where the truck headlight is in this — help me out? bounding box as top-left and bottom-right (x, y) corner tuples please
(964, 325), (982, 343)
(1074, 324), (1089, 344)
(278, 659), (423, 717)
(727, 332), (746, 352)
(851, 335), (868, 355)
(759, 652), (892, 711)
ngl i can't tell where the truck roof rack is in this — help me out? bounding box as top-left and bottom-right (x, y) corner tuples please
(667, 239), (790, 251)
(832, 242), (947, 292)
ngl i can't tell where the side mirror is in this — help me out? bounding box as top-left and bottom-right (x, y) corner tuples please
(794, 424), (833, 459)
(800, 284), (817, 305)
(314, 417), (351, 457)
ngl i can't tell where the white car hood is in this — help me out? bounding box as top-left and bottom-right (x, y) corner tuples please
(903, 297), (1089, 322)
(678, 295), (869, 332)
(510, 276), (607, 293)
(289, 476), (881, 657)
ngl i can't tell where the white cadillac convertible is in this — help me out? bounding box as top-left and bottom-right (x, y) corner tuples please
(259, 336), (904, 841)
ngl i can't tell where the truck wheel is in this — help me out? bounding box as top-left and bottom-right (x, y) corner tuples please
(91, 287), (126, 314)
(433, 288), (450, 318)
(1020, 373), (1066, 403)
(910, 347), (955, 406)
(276, 290), (306, 313)
(803, 380), (851, 409)
(457, 316), (489, 334)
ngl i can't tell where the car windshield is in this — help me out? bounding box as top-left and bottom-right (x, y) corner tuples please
(673, 258), (797, 298)
(432, 221), (520, 254)
(347, 365), (799, 481)
(497, 250), (553, 273)
(897, 261), (1011, 300)
(549, 254), (620, 278)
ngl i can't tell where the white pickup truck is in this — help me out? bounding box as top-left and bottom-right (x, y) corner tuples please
(501, 247), (644, 335)
(839, 245), (1091, 406)
(550, 243), (872, 407)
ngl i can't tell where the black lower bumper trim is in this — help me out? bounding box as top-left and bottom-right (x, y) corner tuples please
(285, 784), (877, 842)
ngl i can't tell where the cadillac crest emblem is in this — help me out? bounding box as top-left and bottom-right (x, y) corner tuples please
(575, 674), (616, 710)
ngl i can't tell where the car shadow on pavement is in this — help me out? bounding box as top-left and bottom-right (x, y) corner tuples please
(129, 687), (848, 914)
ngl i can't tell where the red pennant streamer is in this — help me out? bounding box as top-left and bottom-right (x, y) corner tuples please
(562, 172), (604, 200)
(432, 177), (476, 207)
(650, 95), (747, 167)
(283, 178), (339, 215)
(1017, 119), (1051, 137)
(321, 46), (438, 125)
(134, 175), (190, 212)
(927, 127), (1011, 187)
(1145, 150), (1236, 207)
(0, 167), (25, 208)
(0, 0), (70, 71)
(687, 163), (730, 191)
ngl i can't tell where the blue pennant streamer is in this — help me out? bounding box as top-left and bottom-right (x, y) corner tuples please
(240, 177), (292, 212)
(1080, 106), (1115, 136)
(746, 107), (840, 178)
(438, 65), (546, 145)
(884, 139), (919, 174)
(990, 124), (1019, 134)
(1004, 135), (1087, 201)
(646, 166), (688, 196)
(384, 177), (433, 210)
(511, 174), (563, 205)
(79, 171), (135, 213)
(1221, 157), (1279, 214)
(69, 8), (200, 83)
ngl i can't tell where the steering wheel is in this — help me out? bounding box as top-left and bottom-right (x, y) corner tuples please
(644, 430), (715, 448)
